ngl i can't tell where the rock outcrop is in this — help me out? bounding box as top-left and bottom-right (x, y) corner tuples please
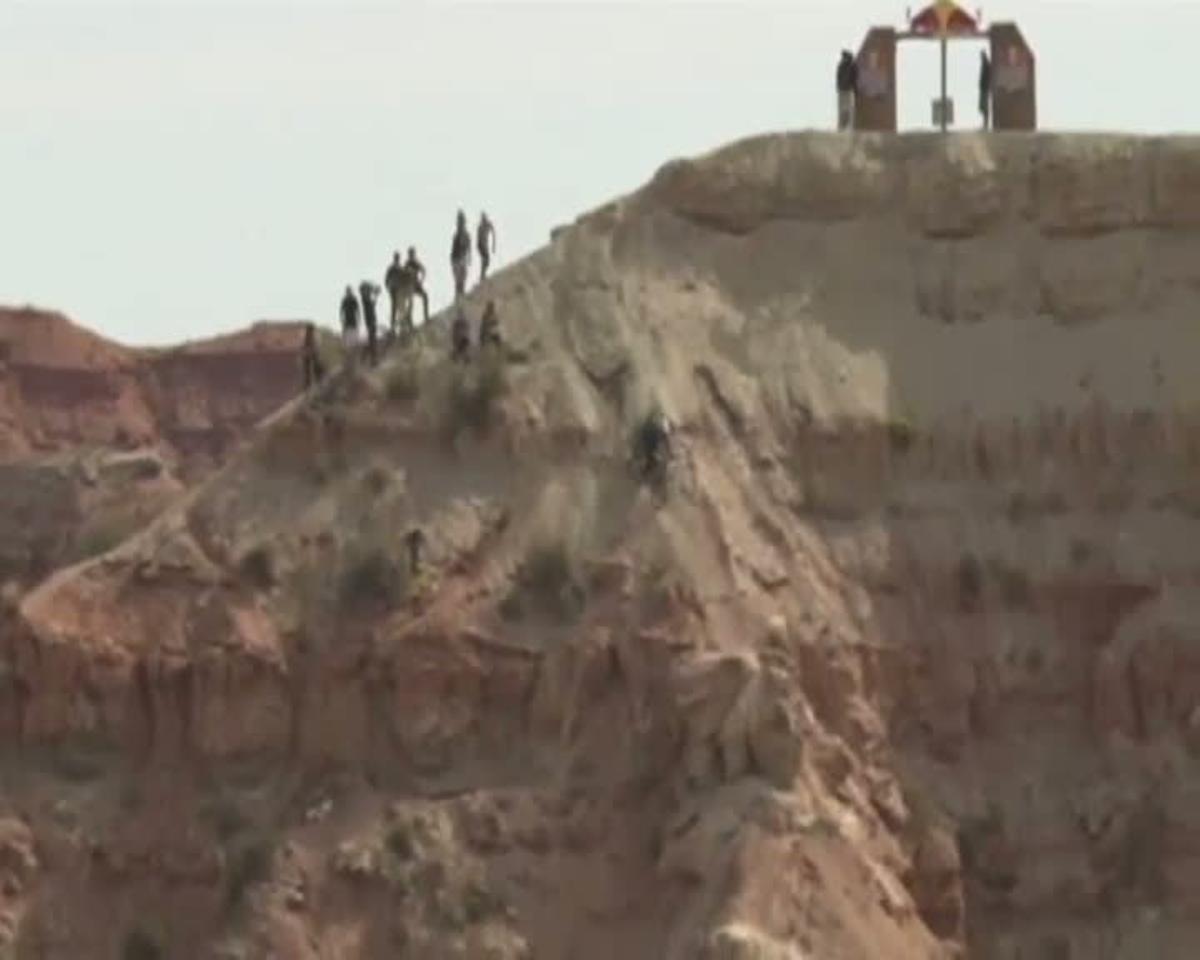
(0, 309), (311, 586)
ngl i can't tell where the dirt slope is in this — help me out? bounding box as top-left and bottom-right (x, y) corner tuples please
(4, 132), (1200, 959)
(0, 310), (310, 586)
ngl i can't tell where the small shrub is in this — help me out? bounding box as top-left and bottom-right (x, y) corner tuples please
(238, 545), (275, 589)
(226, 837), (273, 911)
(1069, 539), (1093, 568)
(887, 418), (916, 454)
(73, 521), (128, 562)
(361, 462), (392, 496)
(956, 553), (983, 611)
(48, 736), (109, 783)
(203, 792), (249, 842)
(122, 928), (162, 960)
(462, 880), (504, 924)
(386, 824), (415, 862)
(339, 546), (406, 614)
(996, 565), (1033, 609)
(508, 541), (585, 622)
(448, 352), (508, 434)
(385, 356), (421, 405)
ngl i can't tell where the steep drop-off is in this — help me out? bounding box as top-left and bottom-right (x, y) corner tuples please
(3, 133), (1200, 959)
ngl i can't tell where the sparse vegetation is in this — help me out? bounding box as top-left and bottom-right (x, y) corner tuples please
(387, 823), (416, 862)
(955, 553), (983, 610)
(237, 545), (275, 589)
(225, 836), (273, 911)
(462, 880), (505, 924)
(121, 928), (163, 960)
(47, 735), (110, 783)
(385, 353), (422, 404)
(995, 564), (1033, 609)
(72, 519), (129, 562)
(447, 350), (508, 434)
(338, 544), (407, 614)
(887, 418), (916, 454)
(202, 791), (250, 842)
(505, 540), (585, 622)
(361, 461), (393, 496)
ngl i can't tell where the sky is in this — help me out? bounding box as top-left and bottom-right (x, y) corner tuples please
(1, 0), (1196, 346)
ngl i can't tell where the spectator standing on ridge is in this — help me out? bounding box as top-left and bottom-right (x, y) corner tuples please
(451, 210), (472, 300)
(301, 323), (325, 389)
(359, 281), (381, 363)
(340, 286), (360, 359)
(405, 247), (430, 327)
(979, 51), (992, 130)
(476, 212), (497, 284)
(385, 252), (408, 336)
(836, 50), (858, 131)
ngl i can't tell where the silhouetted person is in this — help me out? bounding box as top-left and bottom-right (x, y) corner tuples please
(405, 247), (430, 326)
(479, 300), (501, 350)
(979, 51), (992, 130)
(836, 50), (858, 131)
(385, 252), (408, 336)
(301, 323), (325, 389)
(406, 527), (426, 577)
(476, 212), (497, 283)
(359, 282), (381, 363)
(451, 210), (472, 300)
(451, 306), (470, 363)
(340, 286), (360, 359)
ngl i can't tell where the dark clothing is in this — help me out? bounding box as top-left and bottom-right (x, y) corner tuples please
(403, 256), (430, 326)
(451, 228), (471, 262)
(836, 54), (858, 93)
(979, 55), (992, 128)
(340, 292), (360, 333)
(451, 227), (471, 299)
(477, 220), (494, 282)
(385, 262), (406, 295)
(301, 329), (324, 389)
(359, 284), (380, 362)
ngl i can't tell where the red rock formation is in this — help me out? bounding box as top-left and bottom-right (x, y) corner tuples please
(0, 307), (308, 478)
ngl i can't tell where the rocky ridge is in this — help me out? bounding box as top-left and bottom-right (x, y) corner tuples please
(2, 132), (1200, 958)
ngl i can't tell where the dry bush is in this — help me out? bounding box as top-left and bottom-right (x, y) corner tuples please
(385, 352), (422, 405)
(448, 351), (508, 435)
(237, 544), (275, 589)
(887, 418), (916, 454)
(338, 542), (408, 614)
(504, 540), (585, 622)
(121, 929), (163, 960)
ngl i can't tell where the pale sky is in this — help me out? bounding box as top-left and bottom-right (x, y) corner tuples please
(1, 0), (1195, 346)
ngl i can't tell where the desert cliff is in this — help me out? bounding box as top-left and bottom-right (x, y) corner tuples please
(2, 132), (1200, 959)
(0, 311), (309, 587)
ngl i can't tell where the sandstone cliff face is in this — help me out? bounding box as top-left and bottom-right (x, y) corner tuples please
(3, 133), (1200, 959)
(0, 310), (309, 586)
(0, 309), (308, 476)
